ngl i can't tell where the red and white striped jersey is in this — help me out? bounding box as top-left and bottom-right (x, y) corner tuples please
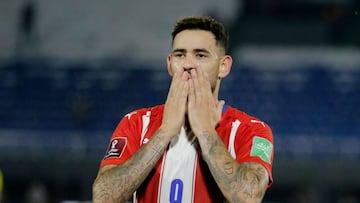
(100, 104), (274, 203)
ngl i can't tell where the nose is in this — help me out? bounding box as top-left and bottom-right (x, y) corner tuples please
(182, 56), (197, 72)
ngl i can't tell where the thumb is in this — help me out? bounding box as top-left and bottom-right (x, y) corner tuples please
(216, 100), (225, 121)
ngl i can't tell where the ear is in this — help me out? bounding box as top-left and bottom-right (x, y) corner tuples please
(166, 54), (174, 76)
(218, 55), (232, 79)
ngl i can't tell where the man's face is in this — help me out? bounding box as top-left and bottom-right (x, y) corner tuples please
(167, 30), (224, 92)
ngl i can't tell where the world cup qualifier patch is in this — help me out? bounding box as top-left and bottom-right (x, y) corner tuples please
(250, 136), (273, 164)
(104, 137), (127, 159)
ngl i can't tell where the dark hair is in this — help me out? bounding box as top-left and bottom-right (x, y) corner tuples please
(171, 16), (229, 54)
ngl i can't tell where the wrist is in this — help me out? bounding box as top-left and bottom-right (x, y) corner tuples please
(193, 127), (217, 137)
(158, 125), (180, 139)
(195, 130), (219, 156)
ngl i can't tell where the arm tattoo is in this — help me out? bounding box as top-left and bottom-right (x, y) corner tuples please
(234, 163), (268, 201)
(93, 130), (170, 203)
(198, 131), (269, 203)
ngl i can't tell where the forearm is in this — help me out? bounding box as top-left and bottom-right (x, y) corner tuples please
(93, 129), (172, 203)
(197, 131), (268, 203)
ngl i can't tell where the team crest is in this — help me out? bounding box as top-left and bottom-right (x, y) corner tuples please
(104, 137), (127, 159)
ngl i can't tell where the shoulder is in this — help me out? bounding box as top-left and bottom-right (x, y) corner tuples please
(222, 105), (272, 133)
(123, 105), (164, 120)
(119, 105), (164, 127)
(113, 105), (164, 133)
(223, 105), (266, 124)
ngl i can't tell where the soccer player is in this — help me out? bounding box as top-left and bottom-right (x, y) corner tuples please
(93, 16), (274, 203)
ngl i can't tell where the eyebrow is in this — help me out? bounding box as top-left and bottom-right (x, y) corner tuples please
(172, 48), (186, 54)
(172, 48), (211, 54)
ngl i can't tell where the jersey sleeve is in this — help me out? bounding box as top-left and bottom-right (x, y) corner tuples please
(99, 110), (143, 168)
(235, 119), (274, 186)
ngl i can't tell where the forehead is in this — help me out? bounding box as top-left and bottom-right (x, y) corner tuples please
(172, 30), (218, 51)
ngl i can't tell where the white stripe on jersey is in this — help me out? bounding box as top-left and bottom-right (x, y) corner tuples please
(140, 111), (151, 146)
(228, 120), (241, 159)
(158, 127), (197, 203)
(134, 111), (151, 203)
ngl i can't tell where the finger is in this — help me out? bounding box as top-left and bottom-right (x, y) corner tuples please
(217, 100), (225, 116)
(193, 70), (211, 106)
(188, 77), (195, 106)
(167, 71), (179, 98)
(190, 69), (200, 99)
(168, 69), (186, 98)
(180, 71), (190, 100)
(199, 71), (212, 97)
(213, 100), (225, 127)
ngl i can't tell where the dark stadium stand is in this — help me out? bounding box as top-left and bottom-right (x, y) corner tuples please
(0, 60), (359, 155)
(0, 59), (359, 202)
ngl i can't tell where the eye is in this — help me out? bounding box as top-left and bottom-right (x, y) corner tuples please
(173, 53), (185, 58)
(196, 53), (207, 59)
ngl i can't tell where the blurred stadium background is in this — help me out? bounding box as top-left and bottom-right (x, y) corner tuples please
(0, 0), (359, 202)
